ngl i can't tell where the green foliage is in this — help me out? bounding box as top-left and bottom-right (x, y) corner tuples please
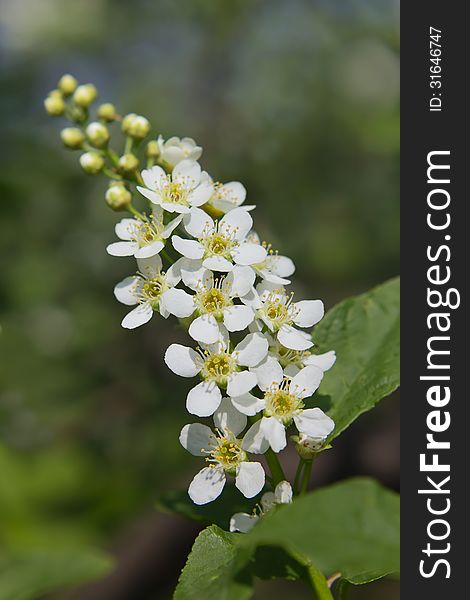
(174, 478), (399, 599)
(0, 549), (112, 600)
(313, 277), (400, 440)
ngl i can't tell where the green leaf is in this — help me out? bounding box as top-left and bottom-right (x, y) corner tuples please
(174, 525), (252, 600)
(0, 548), (113, 600)
(313, 277), (400, 440)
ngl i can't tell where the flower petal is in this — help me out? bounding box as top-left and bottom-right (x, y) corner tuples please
(303, 350), (336, 372)
(160, 288), (195, 318)
(232, 243), (267, 266)
(188, 182), (214, 207)
(115, 218), (139, 241)
(173, 159), (201, 186)
(134, 240), (164, 258)
(227, 371), (257, 397)
(180, 260), (210, 291)
(213, 397), (247, 437)
(121, 303), (153, 329)
(172, 235), (205, 259)
(274, 481), (293, 504)
(223, 305), (254, 332)
(164, 343), (201, 377)
(241, 419), (270, 454)
(234, 332), (269, 368)
(230, 393), (265, 416)
(220, 208), (253, 241)
(235, 461), (265, 498)
(114, 277), (140, 306)
(294, 408), (335, 441)
(179, 423), (215, 456)
(230, 266), (256, 297)
(292, 300), (324, 328)
(136, 254), (162, 279)
(136, 186), (163, 205)
(188, 466), (226, 505)
(187, 381), (222, 417)
(289, 365), (323, 399)
(230, 512), (258, 533)
(141, 165), (166, 189)
(106, 241), (139, 257)
(183, 207), (214, 238)
(250, 355), (283, 392)
(161, 213), (184, 239)
(277, 325), (313, 351)
(268, 255), (295, 278)
(261, 416), (287, 453)
(202, 255), (234, 272)
(188, 314), (220, 344)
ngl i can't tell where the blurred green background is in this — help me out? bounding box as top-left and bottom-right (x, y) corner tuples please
(0, 0), (399, 598)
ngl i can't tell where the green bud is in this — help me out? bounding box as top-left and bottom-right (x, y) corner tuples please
(73, 83), (98, 108)
(58, 74), (78, 95)
(118, 153), (139, 174)
(86, 121), (110, 148)
(146, 140), (160, 159)
(97, 102), (117, 122)
(44, 92), (65, 116)
(79, 151), (104, 175)
(60, 127), (85, 149)
(105, 183), (132, 211)
(121, 113), (150, 140)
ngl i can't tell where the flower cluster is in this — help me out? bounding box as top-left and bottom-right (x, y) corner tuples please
(45, 74), (336, 530)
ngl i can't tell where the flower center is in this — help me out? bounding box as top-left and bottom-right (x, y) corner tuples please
(264, 381), (303, 424)
(260, 291), (296, 331)
(210, 435), (246, 471)
(162, 180), (188, 206)
(201, 352), (235, 386)
(138, 274), (167, 308)
(136, 220), (159, 246)
(198, 286), (231, 317)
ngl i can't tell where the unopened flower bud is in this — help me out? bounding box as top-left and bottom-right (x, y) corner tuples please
(121, 113), (150, 140)
(105, 183), (132, 211)
(60, 127), (85, 149)
(80, 151), (104, 175)
(44, 91), (65, 116)
(86, 122), (109, 148)
(293, 433), (330, 460)
(97, 103), (117, 122)
(73, 83), (98, 108)
(118, 153), (139, 174)
(58, 74), (78, 96)
(146, 140), (160, 159)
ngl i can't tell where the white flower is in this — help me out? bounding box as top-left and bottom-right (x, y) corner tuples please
(241, 360), (334, 453)
(106, 206), (183, 259)
(230, 480), (293, 533)
(242, 283), (324, 351)
(202, 174), (255, 215)
(172, 207), (267, 272)
(245, 233), (295, 285)
(136, 159), (213, 214)
(156, 135), (202, 168)
(113, 254), (184, 329)
(163, 267), (256, 344)
(164, 330), (268, 417)
(179, 399), (265, 505)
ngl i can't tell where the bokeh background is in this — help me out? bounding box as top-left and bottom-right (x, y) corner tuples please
(0, 0), (399, 598)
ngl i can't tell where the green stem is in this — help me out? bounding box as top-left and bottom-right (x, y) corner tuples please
(264, 448), (285, 487)
(300, 458), (313, 494)
(290, 552), (334, 600)
(335, 578), (350, 599)
(105, 148), (120, 167)
(103, 168), (122, 181)
(124, 136), (134, 155)
(293, 458), (304, 494)
(128, 204), (146, 220)
(161, 248), (174, 265)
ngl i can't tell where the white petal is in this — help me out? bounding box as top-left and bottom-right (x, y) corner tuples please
(188, 182), (214, 207)
(227, 371), (257, 397)
(230, 393), (265, 416)
(137, 254), (162, 279)
(188, 466), (226, 505)
(261, 416), (287, 453)
(173, 159), (201, 186)
(180, 260), (210, 291)
(260, 492), (276, 512)
(232, 243), (267, 266)
(161, 202), (191, 214)
(106, 241), (139, 257)
(141, 165), (166, 189)
(115, 218), (139, 241)
(278, 325), (313, 351)
(234, 332), (269, 368)
(213, 397), (247, 437)
(241, 419), (270, 454)
(289, 365), (324, 399)
(121, 303), (153, 329)
(250, 355), (283, 392)
(294, 408), (335, 440)
(230, 266), (256, 297)
(134, 240), (164, 258)
(164, 343), (201, 377)
(235, 462), (265, 498)
(160, 288), (195, 318)
(179, 423), (215, 456)
(165, 258), (184, 287)
(188, 314), (220, 344)
(223, 305), (254, 332)
(136, 186), (163, 205)
(230, 513), (258, 533)
(220, 208), (253, 241)
(187, 381), (222, 417)
(183, 207), (214, 238)
(202, 256), (233, 272)
(268, 255), (295, 278)
(292, 300), (324, 328)
(221, 181), (246, 206)
(240, 287), (263, 309)
(303, 350), (337, 372)
(114, 277), (139, 306)
(161, 213), (184, 239)
(172, 235), (204, 259)
(274, 481), (293, 504)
